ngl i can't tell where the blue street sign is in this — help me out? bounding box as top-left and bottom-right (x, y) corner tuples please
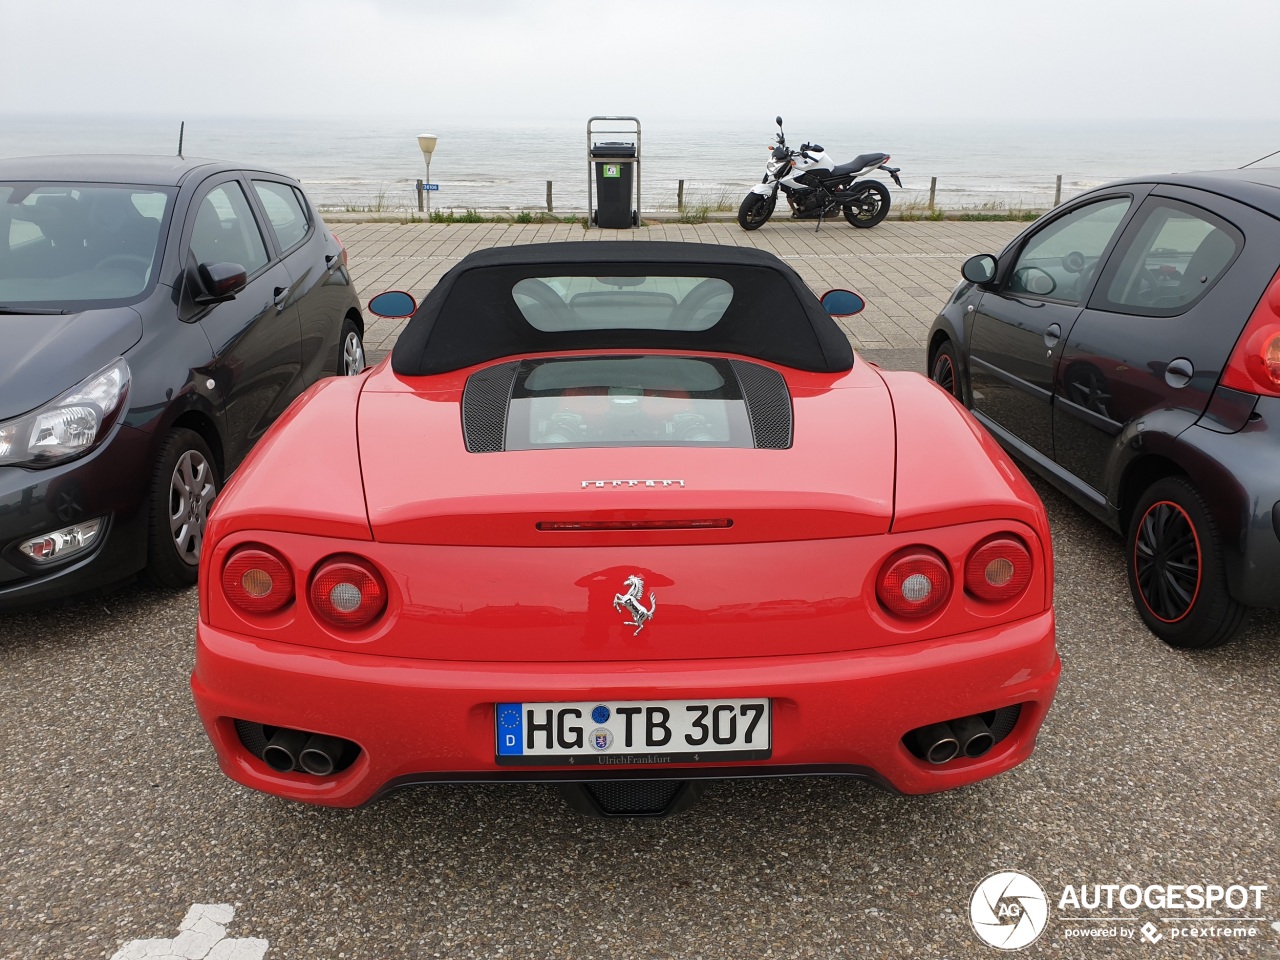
(423, 183), (440, 191)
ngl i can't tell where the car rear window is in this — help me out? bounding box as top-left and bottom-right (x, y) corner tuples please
(0, 183), (174, 307)
(512, 275), (733, 332)
(505, 355), (754, 449)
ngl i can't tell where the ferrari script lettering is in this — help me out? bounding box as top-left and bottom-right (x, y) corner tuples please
(581, 479), (686, 488)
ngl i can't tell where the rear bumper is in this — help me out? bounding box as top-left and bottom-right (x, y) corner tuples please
(191, 609), (1059, 807)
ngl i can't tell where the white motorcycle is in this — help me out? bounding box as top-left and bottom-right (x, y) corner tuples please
(738, 116), (902, 231)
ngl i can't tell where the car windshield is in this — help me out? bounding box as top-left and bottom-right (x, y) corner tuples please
(0, 182), (174, 309)
(512, 275), (734, 331)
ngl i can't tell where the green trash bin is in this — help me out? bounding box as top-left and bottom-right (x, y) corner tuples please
(591, 141), (636, 228)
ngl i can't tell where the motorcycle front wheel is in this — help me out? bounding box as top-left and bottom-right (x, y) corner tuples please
(737, 193), (775, 231)
(843, 180), (891, 228)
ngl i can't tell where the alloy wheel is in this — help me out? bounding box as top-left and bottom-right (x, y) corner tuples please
(1133, 500), (1201, 622)
(342, 331), (366, 375)
(169, 449), (215, 566)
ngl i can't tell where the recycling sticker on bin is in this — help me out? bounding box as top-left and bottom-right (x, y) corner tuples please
(603, 165), (621, 178)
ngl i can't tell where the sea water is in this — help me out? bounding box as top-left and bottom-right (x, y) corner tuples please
(2, 113), (1277, 214)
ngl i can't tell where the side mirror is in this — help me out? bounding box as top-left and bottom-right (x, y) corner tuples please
(776, 115), (784, 127)
(194, 261), (247, 305)
(820, 288), (866, 317)
(961, 254), (998, 285)
(368, 290), (418, 318)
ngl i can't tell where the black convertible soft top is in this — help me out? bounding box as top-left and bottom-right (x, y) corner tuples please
(390, 241), (855, 376)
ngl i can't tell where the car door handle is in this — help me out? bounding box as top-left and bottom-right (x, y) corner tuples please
(273, 286), (291, 310)
(1043, 323), (1062, 347)
(1165, 357), (1194, 388)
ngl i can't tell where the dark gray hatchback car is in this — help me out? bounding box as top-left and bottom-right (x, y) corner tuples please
(927, 167), (1280, 649)
(0, 155), (365, 607)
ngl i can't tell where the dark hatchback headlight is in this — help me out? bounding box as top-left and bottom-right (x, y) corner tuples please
(0, 358), (131, 467)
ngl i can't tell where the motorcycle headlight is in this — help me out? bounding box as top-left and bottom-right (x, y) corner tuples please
(0, 358), (131, 467)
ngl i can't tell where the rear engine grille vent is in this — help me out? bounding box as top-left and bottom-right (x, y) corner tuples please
(462, 361), (521, 453)
(730, 360), (793, 449)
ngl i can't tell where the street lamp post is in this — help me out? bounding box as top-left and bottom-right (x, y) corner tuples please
(417, 133), (437, 219)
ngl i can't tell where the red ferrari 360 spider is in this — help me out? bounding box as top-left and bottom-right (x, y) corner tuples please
(191, 242), (1060, 816)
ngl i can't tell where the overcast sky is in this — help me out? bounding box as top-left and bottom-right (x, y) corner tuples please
(2, 0), (1278, 125)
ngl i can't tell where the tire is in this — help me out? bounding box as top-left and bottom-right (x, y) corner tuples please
(843, 180), (891, 228)
(338, 318), (366, 376)
(737, 193), (774, 231)
(929, 339), (962, 401)
(144, 429), (220, 589)
(1125, 475), (1248, 649)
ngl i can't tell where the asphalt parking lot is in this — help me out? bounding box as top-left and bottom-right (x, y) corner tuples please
(1, 222), (1277, 959)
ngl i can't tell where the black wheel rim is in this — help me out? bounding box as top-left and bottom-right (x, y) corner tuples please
(1134, 500), (1201, 623)
(852, 190), (883, 221)
(931, 353), (955, 394)
(744, 198), (769, 226)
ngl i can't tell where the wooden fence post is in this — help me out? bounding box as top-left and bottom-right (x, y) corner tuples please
(546, 181), (553, 213)
(677, 180), (685, 213)
(416, 179), (424, 213)
(1054, 175), (1062, 207)
(928, 177), (937, 212)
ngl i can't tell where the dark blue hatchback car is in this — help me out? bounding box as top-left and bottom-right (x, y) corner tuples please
(928, 167), (1280, 649)
(0, 155), (365, 607)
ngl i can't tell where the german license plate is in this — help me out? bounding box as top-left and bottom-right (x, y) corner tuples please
(495, 698), (771, 766)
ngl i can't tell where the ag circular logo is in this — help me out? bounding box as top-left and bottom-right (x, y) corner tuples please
(969, 870), (1049, 950)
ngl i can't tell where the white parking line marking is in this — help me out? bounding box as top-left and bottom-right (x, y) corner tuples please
(109, 903), (268, 959)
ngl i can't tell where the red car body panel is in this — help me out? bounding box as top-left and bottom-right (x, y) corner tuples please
(356, 353), (897, 547)
(193, 609), (1057, 807)
(194, 354), (1059, 807)
(192, 242), (1058, 811)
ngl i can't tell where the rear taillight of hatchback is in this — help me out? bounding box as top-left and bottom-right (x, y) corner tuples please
(330, 231), (348, 267)
(1221, 266), (1280, 397)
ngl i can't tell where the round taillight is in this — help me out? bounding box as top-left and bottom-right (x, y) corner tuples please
(965, 536), (1033, 602)
(222, 547), (294, 614)
(309, 556), (387, 628)
(877, 549), (951, 618)
(1263, 331), (1280, 385)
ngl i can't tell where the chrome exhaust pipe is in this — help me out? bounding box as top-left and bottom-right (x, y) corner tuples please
(298, 734), (348, 776)
(913, 722), (960, 765)
(262, 728), (307, 772)
(952, 715), (995, 758)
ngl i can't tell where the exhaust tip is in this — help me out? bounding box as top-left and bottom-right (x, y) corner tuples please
(234, 721), (361, 776)
(904, 705), (1023, 764)
(951, 715), (996, 758)
(913, 722), (961, 765)
(262, 728), (307, 772)
(298, 734), (349, 776)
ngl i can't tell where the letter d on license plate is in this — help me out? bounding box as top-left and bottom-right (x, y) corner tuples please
(495, 698), (771, 766)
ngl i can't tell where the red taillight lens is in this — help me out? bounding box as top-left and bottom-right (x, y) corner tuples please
(1221, 266), (1280, 396)
(965, 536), (1033, 602)
(330, 230), (348, 267)
(309, 556), (387, 628)
(223, 546), (294, 614)
(876, 549), (951, 618)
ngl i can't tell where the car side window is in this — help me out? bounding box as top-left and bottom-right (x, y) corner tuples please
(1093, 199), (1241, 317)
(1004, 197), (1132, 305)
(252, 180), (310, 252)
(189, 182), (269, 275)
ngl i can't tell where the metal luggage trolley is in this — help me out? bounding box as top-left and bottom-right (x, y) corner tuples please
(587, 116), (641, 228)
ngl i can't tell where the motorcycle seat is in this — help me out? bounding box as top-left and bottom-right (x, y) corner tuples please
(831, 153), (889, 176)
